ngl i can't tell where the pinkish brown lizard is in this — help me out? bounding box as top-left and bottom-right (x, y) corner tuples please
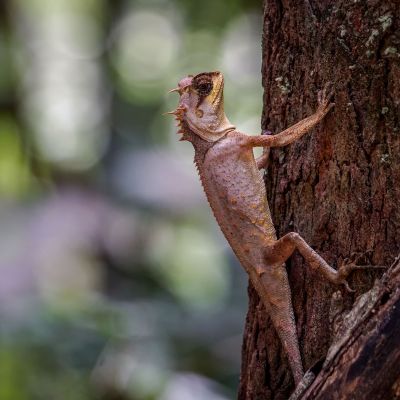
(166, 71), (373, 385)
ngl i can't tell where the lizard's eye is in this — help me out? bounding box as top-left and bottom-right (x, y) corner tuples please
(193, 74), (213, 96)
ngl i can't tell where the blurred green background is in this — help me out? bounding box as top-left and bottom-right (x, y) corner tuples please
(0, 0), (263, 398)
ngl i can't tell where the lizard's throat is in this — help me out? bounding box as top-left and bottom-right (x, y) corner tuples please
(177, 119), (216, 157)
(178, 119), (205, 144)
(185, 114), (236, 143)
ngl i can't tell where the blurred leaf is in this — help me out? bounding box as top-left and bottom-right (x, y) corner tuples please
(0, 0), (262, 397)
(0, 115), (33, 197)
(0, 346), (30, 400)
(149, 223), (229, 310)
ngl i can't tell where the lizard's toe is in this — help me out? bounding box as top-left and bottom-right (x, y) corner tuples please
(318, 82), (335, 108)
(343, 280), (355, 293)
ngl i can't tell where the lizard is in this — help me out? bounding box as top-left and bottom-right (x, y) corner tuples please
(165, 71), (371, 385)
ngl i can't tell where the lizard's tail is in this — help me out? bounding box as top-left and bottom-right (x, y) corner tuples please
(255, 265), (304, 385)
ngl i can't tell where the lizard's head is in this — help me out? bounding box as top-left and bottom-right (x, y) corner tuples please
(166, 71), (235, 142)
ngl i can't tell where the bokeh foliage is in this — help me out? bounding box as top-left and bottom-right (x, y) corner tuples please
(0, 0), (262, 398)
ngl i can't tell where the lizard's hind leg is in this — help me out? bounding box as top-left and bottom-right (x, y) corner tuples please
(264, 232), (366, 291)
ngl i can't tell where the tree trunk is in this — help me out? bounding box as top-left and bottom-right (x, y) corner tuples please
(239, 1), (400, 399)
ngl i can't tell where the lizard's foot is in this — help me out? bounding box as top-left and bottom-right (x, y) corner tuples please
(336, 261), (387, 292)
(317, 82), (335, 114)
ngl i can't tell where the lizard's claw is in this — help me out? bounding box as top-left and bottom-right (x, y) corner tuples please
(347, 264), (388, 271)
(343, 280), (355, 293)
(317, 82), (335, 113)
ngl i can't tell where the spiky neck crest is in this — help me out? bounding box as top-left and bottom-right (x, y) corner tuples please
(177, 119), (216, 164)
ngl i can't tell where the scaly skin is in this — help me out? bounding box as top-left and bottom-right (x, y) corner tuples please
(166, 71), (368, 385)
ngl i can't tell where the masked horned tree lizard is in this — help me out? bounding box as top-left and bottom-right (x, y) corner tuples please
(166, 71), (369, 385)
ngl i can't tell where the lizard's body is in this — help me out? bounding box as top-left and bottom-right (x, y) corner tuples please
(196, 132), (279, 290)
(183, 120), (302, 382)
(167, 71), (367, 385)
(198, 133), (276, 249)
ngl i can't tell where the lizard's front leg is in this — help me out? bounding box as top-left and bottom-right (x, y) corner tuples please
(246, 83), (335, 149)
(255, 130), (272, 169)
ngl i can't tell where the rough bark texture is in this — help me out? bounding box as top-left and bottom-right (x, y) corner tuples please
(299, 257), (400, 400)
(239, 1), (400, 399)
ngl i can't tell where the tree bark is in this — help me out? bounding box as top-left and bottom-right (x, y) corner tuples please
(297, 256), (400, 400)
(239, 1), (400, 399)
